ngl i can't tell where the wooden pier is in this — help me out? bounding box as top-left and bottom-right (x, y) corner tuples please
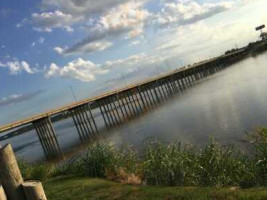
(0, 50), (246, 160)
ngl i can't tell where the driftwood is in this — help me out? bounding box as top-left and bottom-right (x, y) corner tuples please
(22, 181), (47, 200)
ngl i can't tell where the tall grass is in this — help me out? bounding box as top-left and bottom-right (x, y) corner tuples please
(247, 128), (267, 186)
(143, 141), (198, 186)
(19, 128), (267, 187)
(194, 140), (250, 187)
(18, 161), (55, 181)
(53, 142), (139, 180)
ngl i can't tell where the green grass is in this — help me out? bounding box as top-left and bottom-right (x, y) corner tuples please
(44, 176), (267, 200)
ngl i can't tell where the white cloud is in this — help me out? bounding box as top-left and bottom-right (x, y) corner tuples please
(129, 40), (141, 46)
(102, 53), (164, 69)
(55, 40), (113, 56)
(45, 58), (108, 81)
(0, 60), (36, 75)
(127, 28), (144, 39)
(61, 1), (149, 55)
(156, 1), (234, 27)
(31, 10), (79, 32)
(38, 37), (45, 44)
(53, 46), (65, 54)
(41, 0), (148, 17)
(0, 62), (5, 67)
(21, 61), (34, 74)
(0, 90), (45, 107)
(92, 2), (149, 36)
(45, 52), (166, 82)
(0, 94), (23, 106)
(152, 18), (261, 64)
(28, 0), (149, 33)
(23, 0), (238, 55)
(31, 37), (45, 47)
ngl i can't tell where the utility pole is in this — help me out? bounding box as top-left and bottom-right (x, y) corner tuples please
(120, 73), (128, 88)
(69, 86), (77, 101)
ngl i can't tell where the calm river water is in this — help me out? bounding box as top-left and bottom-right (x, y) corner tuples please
(2, 53), (267, 162)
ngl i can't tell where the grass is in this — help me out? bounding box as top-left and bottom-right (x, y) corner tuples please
(19, 128), (267, 188)
(44, 176), (267, 200)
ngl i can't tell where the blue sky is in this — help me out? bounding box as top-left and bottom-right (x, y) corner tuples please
(0, 0), (267, 125)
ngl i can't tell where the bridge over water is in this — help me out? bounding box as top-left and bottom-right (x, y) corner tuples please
(0, 50), (246, 160)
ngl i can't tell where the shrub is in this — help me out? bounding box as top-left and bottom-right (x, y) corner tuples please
(18, 161), (55, 181)
(197, 139), (249, 187)
(55, 142), (138, 180)
(143, 141), (198, 186)
(247, 128), (267, 186)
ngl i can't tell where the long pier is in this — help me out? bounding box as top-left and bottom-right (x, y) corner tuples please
(0, 49), (247, 160)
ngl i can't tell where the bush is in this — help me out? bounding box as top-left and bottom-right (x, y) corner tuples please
(18, 161), (55, 181)
(143, 141), (198, 186)
(55, 142), (138, 180)
(247, 128), (267, 186)
(197, 139), (249, 187)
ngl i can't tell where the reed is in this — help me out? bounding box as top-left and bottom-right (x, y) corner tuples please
(19, 128), (267, 187)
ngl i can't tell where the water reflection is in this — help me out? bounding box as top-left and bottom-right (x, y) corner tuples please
(105, 54), (267, 149)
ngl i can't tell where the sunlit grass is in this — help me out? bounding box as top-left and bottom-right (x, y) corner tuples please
(44, 177), (267, 200)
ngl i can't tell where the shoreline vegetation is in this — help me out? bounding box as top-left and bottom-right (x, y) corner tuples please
(18, 128), (266, 193)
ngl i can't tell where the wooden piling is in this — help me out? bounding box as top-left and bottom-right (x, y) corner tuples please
(33, 117), (62, 160)
(98, 100), (110, 128)
(158, 82), (168, 100)
(126, 91), (138, 117)
(129, 90), (140, 115)
(170, 76), (179, 93)
(122, 93), (134, 118)
(74, 108), (90, 140)
(162, 82), (171, 97)
(101, 99), (114, 127)
(70, 109), (85, 142)
(144, 87), (154, 107)
(0, 144), (26, 200)
(77, 107), (92, 139)
(140, 87), (150, 107)
(0, 185), (7, 200)
(87, 104), (98, 134)
(82, 106), (96, 138)
(116, 94), (127, 121)
(133, 89), (143, 112)
(148, 87), (157, 105)
(152, 84), (161, 104)
(137, 86), (148, 110)
(110, 97), (122, 125)
(106, 98), (119, 126)
(22, 181), (47, 200)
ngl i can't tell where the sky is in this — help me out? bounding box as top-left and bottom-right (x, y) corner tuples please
(0, 0), (267, 126)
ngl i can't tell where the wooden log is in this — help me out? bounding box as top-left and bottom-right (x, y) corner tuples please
(0, 185), (7, 200)
(0, 144), (26, 200)
(22, 181), (47, 200)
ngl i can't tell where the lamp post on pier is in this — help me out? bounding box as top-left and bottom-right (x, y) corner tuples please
(255, 24), (266, 40)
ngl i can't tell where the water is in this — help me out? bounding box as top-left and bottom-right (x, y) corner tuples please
(2, 53), (267, 162)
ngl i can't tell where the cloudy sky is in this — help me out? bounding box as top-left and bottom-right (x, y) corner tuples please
(0, 0), (267, 125)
